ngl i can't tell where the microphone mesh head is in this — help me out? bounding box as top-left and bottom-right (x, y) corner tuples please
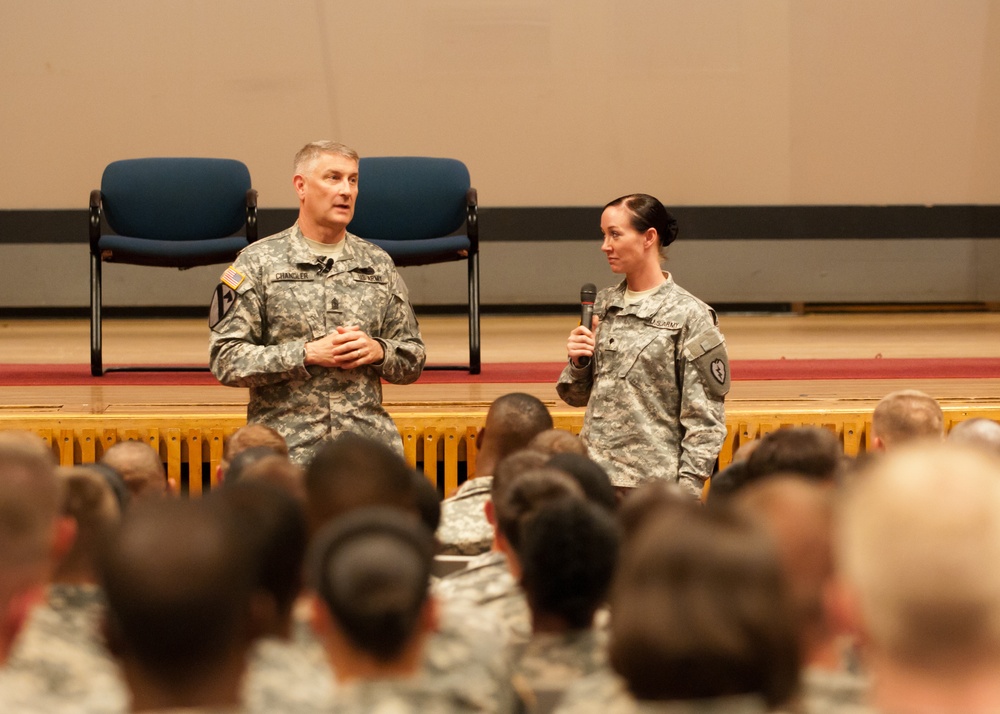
(580, 283), (597, 302)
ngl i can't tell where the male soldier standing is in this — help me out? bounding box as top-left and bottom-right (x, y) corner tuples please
(210, 142), (426, 463)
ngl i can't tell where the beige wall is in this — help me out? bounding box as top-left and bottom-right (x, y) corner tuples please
(2, 0), (999, 211)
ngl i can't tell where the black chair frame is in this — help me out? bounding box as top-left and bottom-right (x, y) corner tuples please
(89, 188), (258, 376)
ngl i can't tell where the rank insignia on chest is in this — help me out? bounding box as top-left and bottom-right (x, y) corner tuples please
(329, 297), (340, 311)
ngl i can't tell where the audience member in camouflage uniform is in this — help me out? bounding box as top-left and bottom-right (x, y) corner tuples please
(97, 498), (260, 713)
(4, 467), (128, 714)
(510, 499), (618, 706)
(558, 194), (728, 495)
(437, 393), (553, 556)
(836, 443), (1000, 714)
(101, 440), (174, 500)
(438, 464), (584, 649)
(310, 508), (490, 713)
(0, 436), (93, 713)
(210, 141), (425, 463)
(734, 476), (869, 714)
(603, 503), (799, 714)
(210, 478), (336, 714)
(305, 434), (519, 712)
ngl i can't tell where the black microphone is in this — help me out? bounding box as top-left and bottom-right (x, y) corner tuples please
(578, 283), (597, 367)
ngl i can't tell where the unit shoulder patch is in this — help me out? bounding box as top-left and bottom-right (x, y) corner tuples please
(209, 283), (237, 330)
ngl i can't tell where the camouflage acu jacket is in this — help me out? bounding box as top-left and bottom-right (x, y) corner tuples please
(436, 476), (494, 556)
(209, 225), (425, 463)
(556, 274), (728, 494)
(2, 584), (128, 714)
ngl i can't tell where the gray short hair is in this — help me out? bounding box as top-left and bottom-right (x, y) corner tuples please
(294, 141), (359, 176)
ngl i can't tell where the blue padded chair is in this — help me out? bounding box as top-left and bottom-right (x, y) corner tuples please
(348, 157), (480, 374)
(89, 157), (258, 376)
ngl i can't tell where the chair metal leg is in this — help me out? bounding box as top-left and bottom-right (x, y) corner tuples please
(468, 252), (481, 375)
(90, 254), (103, 377)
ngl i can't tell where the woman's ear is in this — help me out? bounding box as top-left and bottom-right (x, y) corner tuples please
(644, 227), (659, 250)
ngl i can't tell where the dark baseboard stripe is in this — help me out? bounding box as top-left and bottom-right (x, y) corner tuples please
(2, 205), (1000, 245)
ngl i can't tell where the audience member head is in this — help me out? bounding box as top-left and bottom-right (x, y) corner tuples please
(0, 430), (55, 460)
(836, 443), (1000, 675)
(53, 466), (122, 585)
(475, 393), (554, 476)
(85, 462), (130, 514)
(733, 476), (837, 665)
(101, 441), (172, 500)
(309, 507), (435, 680)
(98, 498), (258, 708)
(0, 439), (65, 662)
(947, 417), (1000, 457)
(705, 460), (751, 500)
(495, 467), (583, 555)
(546, 452), (617, 512)
(527, 429), (588, 457)
(211, 480), (308, 638)
(518, 498), (620, 632)
(870, 389), (944, 451)
(616, 480), (689, 544)
(225, 446), (284, 484)
(483, 449), (549, 541)
(745, 427), (843, 485)
(304, 433), (419, 535)
(609, 505), (799, 708)
(231, 453), (306, 504)
(220, 424), (288, 481)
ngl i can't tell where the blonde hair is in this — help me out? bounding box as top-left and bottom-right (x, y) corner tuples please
(838, 443), (1000, 667)
(871, 389), (944, 448)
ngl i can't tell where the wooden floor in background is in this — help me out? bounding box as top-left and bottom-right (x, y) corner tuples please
(1, 312), (1000, 417)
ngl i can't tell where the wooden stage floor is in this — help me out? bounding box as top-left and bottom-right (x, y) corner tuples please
(2, 312), (1000, 415)
(2, 311), (999, 484)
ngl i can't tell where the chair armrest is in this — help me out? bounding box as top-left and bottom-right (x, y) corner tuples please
(245, 189), (259, 243)
(466, 187), (478, 251)
(89, 189), (102, 252)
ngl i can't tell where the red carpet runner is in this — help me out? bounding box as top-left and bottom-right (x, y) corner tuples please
(2, 358), (1000, 386)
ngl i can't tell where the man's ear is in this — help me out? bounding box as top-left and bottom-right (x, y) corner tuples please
(52, 515), (77, 564)
(422, 594), (441, 635)
(506, 549), (523, 583)
(309, 592), (333, 640)
(824, 576), (866, 646)
(484, 499), (495, 527)
(475, 427), (485, 451)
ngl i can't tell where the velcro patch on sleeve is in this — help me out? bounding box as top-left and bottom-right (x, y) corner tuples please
(685, 329), (730, 398)
(220, 266), (245, 290)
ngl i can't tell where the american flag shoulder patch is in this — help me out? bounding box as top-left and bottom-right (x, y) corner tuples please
(220, 266), (245, 290)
